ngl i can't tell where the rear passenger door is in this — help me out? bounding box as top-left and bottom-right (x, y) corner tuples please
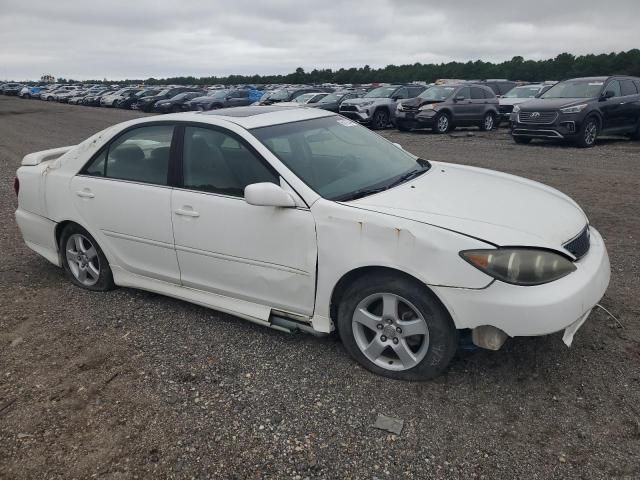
(619, 80), (640, 129)
(71, 123), (181, 283)
(469, 87), (488, 122)
(170, 124), (318, 316)
(451, 87), (473, 125)
(600, 80), (625, 131)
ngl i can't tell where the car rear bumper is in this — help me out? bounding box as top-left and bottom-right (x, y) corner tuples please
(431, 226), (610, 338)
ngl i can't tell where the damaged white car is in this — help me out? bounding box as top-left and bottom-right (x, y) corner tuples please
(15, 106), (610, 380)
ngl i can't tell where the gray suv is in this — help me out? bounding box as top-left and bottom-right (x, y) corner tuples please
(339, 85), (426, 129)
(395, 84), (499, 133)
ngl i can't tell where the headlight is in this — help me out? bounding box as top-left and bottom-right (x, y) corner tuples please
(418, 103), (435, 111)
(359, 101), (374, 107)
(512, 104), (521, 114)
(460, 248), (576, 286)
(560, 104), (588, 114)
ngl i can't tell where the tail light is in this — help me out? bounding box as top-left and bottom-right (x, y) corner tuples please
(14, 177), (19, 197)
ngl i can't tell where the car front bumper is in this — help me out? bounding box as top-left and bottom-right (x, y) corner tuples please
(510, 112), (584, 140)
(431, 226), (610, 339)
(395, 109), (438, 127)
(339, 108), (372, 124)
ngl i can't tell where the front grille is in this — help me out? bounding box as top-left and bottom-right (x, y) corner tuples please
(400, 105), (418, 112)
(499, 105), (514, 114)
(518, 111), (558, 124)
(340, 105), (358, 112)
(563, 225), (591, 260)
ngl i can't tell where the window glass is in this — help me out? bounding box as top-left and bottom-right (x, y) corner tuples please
(182, 127), (278, 197)
(395, 88), (409, 99)
(620, 80), (638, 96)
(470, 87), (485, 99)
(605, 81), (622, 97)
(83, 125), (173, 185)
(483, 88), (496, 99)
(456, 87), (471, 99)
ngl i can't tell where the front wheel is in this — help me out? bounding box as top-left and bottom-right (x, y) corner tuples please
(432, 113), (451, 134)
(480, 112), (496, 131)
(370, 109), (389, 130)
(576, 116), (599, 148)
(337, 274), (458, 381)
(60, 224), (115, 291)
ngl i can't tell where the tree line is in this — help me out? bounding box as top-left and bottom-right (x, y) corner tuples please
(56, 50), (640, 86)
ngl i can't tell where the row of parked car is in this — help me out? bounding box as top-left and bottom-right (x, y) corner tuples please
(4, 75), (639, 147)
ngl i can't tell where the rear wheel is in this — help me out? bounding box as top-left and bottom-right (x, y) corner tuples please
(480, 112), (496, 131)
(513, 136), (532, 144)
(337, 274), (458, 381)
(432, 113), (451, 134)
(371, 109), (389, 130)
(60, 224), (114, 291)
(576, 116), (599, 148)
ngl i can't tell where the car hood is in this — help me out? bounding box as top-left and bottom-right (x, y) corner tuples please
(348, 161), (587, 250)
(518, 97), (595, 111)
(342, 97), (391, 106)
(499, 97), (536, 106)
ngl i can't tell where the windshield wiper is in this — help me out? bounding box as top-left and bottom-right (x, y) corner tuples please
(335, 186), (390, 202)
(387, 160), (431, 188)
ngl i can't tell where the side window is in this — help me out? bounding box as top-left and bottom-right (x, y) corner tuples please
(484, 88), (497, 99)
(456, 87), (471, 99)
(605, 80), (622, 97)
(408, 87), (423, 97)
(82, 125), (173, 185)
(470, 87), (485, 100)
(620, 80), (638, 96)
(182, 126), (279, 197)
(395, 87), (409, 99)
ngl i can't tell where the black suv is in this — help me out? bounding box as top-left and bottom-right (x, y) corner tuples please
(396, 84), (499, 133)
(183, 89), (253, 111)
(133, 87), (200, 112)
(510, 76), (640, 147)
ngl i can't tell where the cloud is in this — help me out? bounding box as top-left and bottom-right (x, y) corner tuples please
(0, 0), (638, 80)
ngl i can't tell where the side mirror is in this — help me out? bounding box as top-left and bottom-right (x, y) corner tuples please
(244, 183), (296, 208)
(455, 96), (465, 102)
(601, 90), (615, 100)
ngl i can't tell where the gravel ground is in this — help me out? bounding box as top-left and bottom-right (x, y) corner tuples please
(1, 96), (639, 479)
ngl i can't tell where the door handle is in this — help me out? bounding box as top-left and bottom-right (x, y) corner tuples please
(76, 189), (95, 198)
(174, 208), (200, 218)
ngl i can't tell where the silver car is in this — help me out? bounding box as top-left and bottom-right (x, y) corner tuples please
(339, 85), (426, 129)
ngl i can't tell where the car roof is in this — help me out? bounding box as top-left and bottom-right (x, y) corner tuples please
(149, 105), (336, 129)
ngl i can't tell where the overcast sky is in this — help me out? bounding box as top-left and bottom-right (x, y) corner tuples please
(1, 0), (638, 81)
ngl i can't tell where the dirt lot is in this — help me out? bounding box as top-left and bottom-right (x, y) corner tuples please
(1, 96), (639, 479)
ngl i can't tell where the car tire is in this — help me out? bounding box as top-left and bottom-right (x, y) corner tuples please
(336, 273), (458, 381)
(370, 109), (389, 130)
(24, 94), (31, 99)
(60, 224), (115, 292)
(396, 121), (412, 132)
(46, 97), (53, 102)
(432, 113), (451, 134)
(576, 116), (599, 148)
(480, 112), (496, 131)
(513, 136), (532, 144)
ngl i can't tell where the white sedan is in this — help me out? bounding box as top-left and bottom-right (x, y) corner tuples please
(14, 106), (610, 380)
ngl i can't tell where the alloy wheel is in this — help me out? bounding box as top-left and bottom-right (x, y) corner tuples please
(65, 233), (100, 286)
(352, 293), (430, 371)
(437, 115), (449, 133)
(484, 114), (494, 130)
(584, 120), (597, 146)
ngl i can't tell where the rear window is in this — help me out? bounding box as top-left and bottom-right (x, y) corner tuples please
(621, 80), (638, 96)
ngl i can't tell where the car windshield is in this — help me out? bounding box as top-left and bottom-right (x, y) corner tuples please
(157, 89), (171, 96)
(169, 93), (190, 100)
(294, 93), (319, 103)
(364, 86), (398, 98)
(208, 90), (228, 98)
(503, 86), (542, 98)
(267, 89), (292, 101)
(318, 92), (345, 103)
(252, 116), (430, 201)
(418, 86), (456, 101)
(541, 80), (604, 99)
